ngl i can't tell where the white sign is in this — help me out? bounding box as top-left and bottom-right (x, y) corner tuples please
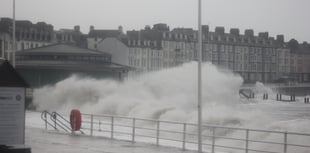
(0, 87), (25, 145)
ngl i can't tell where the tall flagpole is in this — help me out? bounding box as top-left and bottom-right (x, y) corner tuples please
(197, 0), (202, 152)
(12, 0), (16, 67)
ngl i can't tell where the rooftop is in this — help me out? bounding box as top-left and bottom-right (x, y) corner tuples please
(0, 60), (29, 87)
(17, 43), (110, 56)
(88, 29), (122, 38)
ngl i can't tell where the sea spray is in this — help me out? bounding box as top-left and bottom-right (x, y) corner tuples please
(33, 62), (251, 125)
(32, 62), (310, 152)
(32, 62), (310, 130)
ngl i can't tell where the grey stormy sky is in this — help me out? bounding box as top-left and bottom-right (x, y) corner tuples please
(0, 0), (310, 42)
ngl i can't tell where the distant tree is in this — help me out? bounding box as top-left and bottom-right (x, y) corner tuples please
(302, 41), (308, 45)
(301, 41), (310, 50)
(288, 39), (299, 50)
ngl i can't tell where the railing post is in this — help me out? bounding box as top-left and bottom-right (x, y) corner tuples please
(111, 116), (114, 139)
(212, 127), (216, 153)
(245, 129), (249, 153)
(156, 120), (160, 145)
(182, 123), (186, 150)
(284, 132), (287, 153)
(44, 112), (47, 130)
(132, 118), (136, 142)
(53, 113), (57, 130)
(90, 114), (93, 136)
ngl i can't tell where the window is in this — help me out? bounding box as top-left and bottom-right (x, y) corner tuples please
(21, 42), (24, 50)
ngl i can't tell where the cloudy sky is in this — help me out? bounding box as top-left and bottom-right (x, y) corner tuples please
(1, 0), (309, 42)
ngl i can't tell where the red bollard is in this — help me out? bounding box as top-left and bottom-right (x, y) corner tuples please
(70, 109), (82, 131)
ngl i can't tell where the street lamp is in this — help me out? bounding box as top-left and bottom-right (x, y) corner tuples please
(12, 0), (16, 67)
(197, 0), (203, 152)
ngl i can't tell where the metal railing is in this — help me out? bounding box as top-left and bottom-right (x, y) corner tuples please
(41, 111), (84, 134)
(42, 111), (310, 153)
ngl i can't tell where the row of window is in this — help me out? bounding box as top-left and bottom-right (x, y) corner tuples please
(162, 41), (277, 55)
(162, 32), (274, 45)
(128, 40), (159, 48)
(163, 32), (190, 40)
(130, 47), (289, 66)
(19, 42), (45, 50)
(16, 30), (52, 42)
(16, 55), (111, 63)
(130, 49), (177, 58)
(129, 58), (166, 69)
(241, 73), (278, 82)
(56, 34), (73, 42)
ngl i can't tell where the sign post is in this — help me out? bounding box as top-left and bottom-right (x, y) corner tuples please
(0, 87), (25, 145)
(0, 60), (29, 150)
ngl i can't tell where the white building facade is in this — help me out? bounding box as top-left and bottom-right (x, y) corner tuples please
(87, 24), (310, 83)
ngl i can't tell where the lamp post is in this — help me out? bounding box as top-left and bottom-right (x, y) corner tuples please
(197, 0), (203, 152)
(12, 0), (16, 67)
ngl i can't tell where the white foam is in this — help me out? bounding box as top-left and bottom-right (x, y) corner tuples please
(32, 62), (310, 152)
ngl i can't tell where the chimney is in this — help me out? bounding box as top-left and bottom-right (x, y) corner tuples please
(276, 35), (284, 43)
(90, 25), (94, 32)
(230, 28), (240, 35)
(74, 25), (80, 32)
(245, 29), (254, 37)
(258, 32), (269, 39)
(118, 25), (123, 34)
(215, 26), (225, 34)
(202, 25), (209, 33)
